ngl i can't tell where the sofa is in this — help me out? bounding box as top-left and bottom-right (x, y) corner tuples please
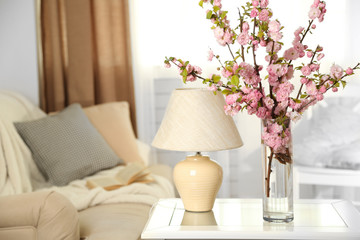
(0, 90), (175, 240)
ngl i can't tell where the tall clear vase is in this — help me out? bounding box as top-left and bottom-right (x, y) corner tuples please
(261, 119), (294, 223)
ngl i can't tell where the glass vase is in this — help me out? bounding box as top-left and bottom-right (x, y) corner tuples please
(261, 119), (294, 223)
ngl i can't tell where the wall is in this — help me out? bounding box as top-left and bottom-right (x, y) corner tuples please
(0, 0), (39, 106)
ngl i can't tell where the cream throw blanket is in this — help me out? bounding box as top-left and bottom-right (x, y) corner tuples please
(0, 90), (175, 209)
(39, 166), (175, 211)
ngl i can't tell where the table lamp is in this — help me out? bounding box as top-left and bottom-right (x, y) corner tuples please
(152, 88), (243, 212)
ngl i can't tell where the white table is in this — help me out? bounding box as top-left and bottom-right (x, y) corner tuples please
(141, 198), (360, 240)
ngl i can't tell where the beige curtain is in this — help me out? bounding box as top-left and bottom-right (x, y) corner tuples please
(38, 0), (137, 134)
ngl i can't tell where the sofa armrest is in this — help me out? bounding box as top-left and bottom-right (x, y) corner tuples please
(0, 191), (79, 240)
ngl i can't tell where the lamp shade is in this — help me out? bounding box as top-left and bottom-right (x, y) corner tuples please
(152, 88), (243, 152)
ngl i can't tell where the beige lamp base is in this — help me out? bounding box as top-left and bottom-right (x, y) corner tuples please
(173, 154), (223, 212)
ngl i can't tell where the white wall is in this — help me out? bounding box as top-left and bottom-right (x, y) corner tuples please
(0, 0), (39, 106)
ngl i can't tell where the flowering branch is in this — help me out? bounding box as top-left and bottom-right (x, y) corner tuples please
(164, 0), (360, 186)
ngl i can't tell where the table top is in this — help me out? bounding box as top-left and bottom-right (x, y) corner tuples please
(141, 198), (360, 240)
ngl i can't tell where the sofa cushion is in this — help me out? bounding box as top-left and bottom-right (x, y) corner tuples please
(84, 102), (143, 164)
(79, 203), (150, 240)
(14, 104), (123, 186)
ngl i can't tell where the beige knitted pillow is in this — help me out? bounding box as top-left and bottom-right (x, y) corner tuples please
(83, 102), (143, 164)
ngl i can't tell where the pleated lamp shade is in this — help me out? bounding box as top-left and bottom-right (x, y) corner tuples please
(152, 88), (243, 152)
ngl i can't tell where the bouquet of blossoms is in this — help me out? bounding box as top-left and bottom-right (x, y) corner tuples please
(164, 0), (360, 203)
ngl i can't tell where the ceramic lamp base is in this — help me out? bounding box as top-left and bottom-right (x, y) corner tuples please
(173, 154), (223, 212)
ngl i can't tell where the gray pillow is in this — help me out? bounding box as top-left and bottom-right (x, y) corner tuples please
(14, 103), (123, 186)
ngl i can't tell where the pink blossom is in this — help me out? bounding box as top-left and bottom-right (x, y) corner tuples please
(260, 0), (269, 8)
(221, 69), (232, 78)
(293, 42), (305, 54)
(274, 100), (288, 115)
(239, 62), (256, 79)
(213, 0), (222, 7)
(276, 81), (294, 102)
(214, 27), (224, 43)
(307, 51), (313, 58)
(306, 81), (317, 95)
(300, 77), (308, 84)
(289, 99), (302, 111)
(317, 53), (325, 61)
(237, 32), (250, 45)
(310, 64), (320, 72)
(186, 74), (196, 82)
(186, 64), (194, 73)
(319, 85), (326, 93)
(266, 41), (281, 53)
(283, 47), (299, 61)
(250, 8), (259, 18)
(316, 93), (324, 101)
(268, 75), (279, 86)
(241, 85), (252, 94)
(233, 64), (239, 72)
(244, 74), (261, 86)
(242, 22), (250, 32)
(252, 0), (259, 7)
(194, 66), (202, 74)
(259, 9), (270, 22)
(330, 64), (343, 79)
(260, 39), (267, 47)
(294, 27), (304, 36)
(311, 24), (316, 29)
(346, 67), (354, 75)
(312, 0), (320, 8)
(292, 36), (301, 45)
(223, 30), (233, 44)
(208, 50), (214, 61)
(263, 96), (274, 110)
(224, 104), (241, 116)
(208, 84), (217, 92)
(226, 93), (240, 105)
(269, 31), (283, 41)
(268, 20), (281, 32)
(332, 87), (338, 92)
(164, 62), (171, 68)
(289, 111), (301, 123)
(246, 106), (257, 115)
(308, 7), (321, 20)
(267, 64), (287, 77)
(256, 107), (268, 119)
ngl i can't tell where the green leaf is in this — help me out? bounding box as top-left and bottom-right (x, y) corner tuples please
(222, 89), (231, 95)
(199, 0), (204, 7)
(341, 81), (347, 88)
(221, 11), (227, 19)
(213, 75), (221, 83)
(231, 75), (239, 86)
(183, 76), (187, 83)
(213, 6), (220, 12)
(300, 94), (307, 99)
(181, 70), (188, 77)
(206, 10), (212, 19)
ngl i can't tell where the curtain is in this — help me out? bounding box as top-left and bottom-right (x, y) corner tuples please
(38, 0), (137, 134)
